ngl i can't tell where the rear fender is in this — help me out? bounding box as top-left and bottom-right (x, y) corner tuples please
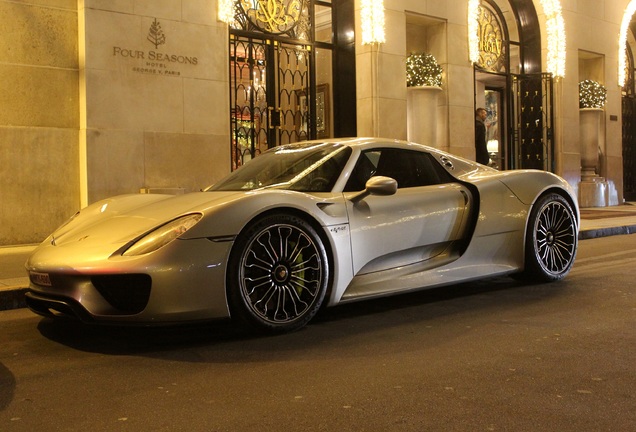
(496, 170), (577, 207)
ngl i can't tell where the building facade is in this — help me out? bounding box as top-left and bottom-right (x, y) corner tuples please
(1, 0), (636, 245)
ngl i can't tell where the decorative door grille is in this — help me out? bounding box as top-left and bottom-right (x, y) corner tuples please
(229, 36), (311, 169)
(509, 73), (554, 171)
(622, 96), (636, 200)
(276, 42), (311, 146)
(229, 36), (270, 170)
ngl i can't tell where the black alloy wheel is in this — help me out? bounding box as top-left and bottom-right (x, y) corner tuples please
(227, 213), (329, 333)
(522, 193), (578, 282)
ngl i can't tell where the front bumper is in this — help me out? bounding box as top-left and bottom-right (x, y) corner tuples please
(25, 237), (234, 324)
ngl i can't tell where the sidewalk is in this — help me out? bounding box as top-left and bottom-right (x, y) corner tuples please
(2, 204), (636, 311)
(578, 203), (636, 239)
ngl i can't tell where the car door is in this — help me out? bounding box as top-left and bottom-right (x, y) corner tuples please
(344, 148), (471, 275)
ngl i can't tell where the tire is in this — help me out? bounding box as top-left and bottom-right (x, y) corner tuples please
(519, 193), (578, 282)
(227, 213), (329, 333)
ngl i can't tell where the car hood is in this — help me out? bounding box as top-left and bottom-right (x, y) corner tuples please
(47, 192), (240, 250)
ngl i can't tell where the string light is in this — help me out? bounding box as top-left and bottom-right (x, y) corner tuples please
(579, 80), (607, 109)
(361, 0), (385, 45)
(468, 0), (480, 64)
(619, 1), (636, 87)
(540, 0), (566, 78)
(468, 0), (565, 77)
(406, 53), (443, 87)
(218, 0), (234, 24)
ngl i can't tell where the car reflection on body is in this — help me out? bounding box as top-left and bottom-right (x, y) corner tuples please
(25, 138), (579, 332)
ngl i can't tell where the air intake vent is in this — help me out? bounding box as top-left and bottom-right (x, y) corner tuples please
(91, 274), (152, 314)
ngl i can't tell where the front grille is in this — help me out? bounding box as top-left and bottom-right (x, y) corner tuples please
(91, 274), (152, 314)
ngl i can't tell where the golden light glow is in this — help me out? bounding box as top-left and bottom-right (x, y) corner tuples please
(361, 0), (385, 45)
(540, 0), (566, 78)
(218, 0), (235, 23)
(619, 1), (636, 87)
(469, 0), (566, 77)
(468, 0), (480, 63)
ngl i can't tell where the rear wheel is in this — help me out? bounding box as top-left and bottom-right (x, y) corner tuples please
(227, 213), (329, 333)
(520, 193), (578, 282)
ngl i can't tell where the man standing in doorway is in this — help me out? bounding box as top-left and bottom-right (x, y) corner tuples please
(474, 108), (490, 165)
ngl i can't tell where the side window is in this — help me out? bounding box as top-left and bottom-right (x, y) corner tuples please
(344, 148), (453, 192)
(411, 152), (455, 186)
(343, 151), (380, 192)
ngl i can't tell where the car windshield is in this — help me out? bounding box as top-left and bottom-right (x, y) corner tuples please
(207, 142), (352, 192)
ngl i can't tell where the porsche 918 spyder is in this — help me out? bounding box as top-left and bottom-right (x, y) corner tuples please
(25, 138), (579, 332)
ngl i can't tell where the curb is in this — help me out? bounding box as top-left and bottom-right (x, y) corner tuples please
(0, 287), (28, 311)
(578, 225), (636, 240)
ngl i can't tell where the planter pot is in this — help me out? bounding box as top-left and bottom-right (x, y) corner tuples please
(579, 107), (608, 207)
(407, 86), (442, 145)
(579, 107), (603, 180)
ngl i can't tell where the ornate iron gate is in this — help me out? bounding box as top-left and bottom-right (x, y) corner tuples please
(622, 96), (636, 200)
(229, 37), (311, 169)
(509, 73), (554, 171)
(229, 36), (268, 170)
(227, 0), (315, 170)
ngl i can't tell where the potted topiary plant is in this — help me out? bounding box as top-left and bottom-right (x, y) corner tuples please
(579, 79), (607, 109)
(406, 53), (443, 88)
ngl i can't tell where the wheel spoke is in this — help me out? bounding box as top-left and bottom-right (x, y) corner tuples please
(257, 230), (279, 264)
(244, 277), (272, 296)
(253, 284), (277, 316)
(281, 284), (309, 319)
(278, 227), (291, 261)
(288, 234), (308, 261)
(245, 250), (273, 272)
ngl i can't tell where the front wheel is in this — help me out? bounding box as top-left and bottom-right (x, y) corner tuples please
(227, 213), (330, 333)
(519, 193), (578, 282)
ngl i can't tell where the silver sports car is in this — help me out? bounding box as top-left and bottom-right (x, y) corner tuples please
(25, 138), (579, 332)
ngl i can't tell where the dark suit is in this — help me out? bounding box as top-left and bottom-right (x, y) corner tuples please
(474, 118), (489, 165)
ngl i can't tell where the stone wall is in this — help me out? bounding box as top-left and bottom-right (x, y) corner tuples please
(79, 0), (230, 205)
(0, 0), (231, 245)
(0, 0), (79, 245)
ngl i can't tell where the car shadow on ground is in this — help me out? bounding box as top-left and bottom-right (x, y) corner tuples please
(35, 275), (570, 360)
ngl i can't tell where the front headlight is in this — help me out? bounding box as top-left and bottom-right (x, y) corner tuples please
(122, 214), (202, 256)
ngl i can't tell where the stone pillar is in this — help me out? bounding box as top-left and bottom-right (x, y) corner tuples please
(407, 86), (441, 146)
(579, 108), (608, 207)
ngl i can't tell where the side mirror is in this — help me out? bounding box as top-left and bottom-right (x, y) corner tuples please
(350, 176), (398, 203)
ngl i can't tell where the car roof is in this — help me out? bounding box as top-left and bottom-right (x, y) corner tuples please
(287, 137), (435, 152)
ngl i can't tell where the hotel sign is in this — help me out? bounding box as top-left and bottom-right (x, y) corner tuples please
(112, 18), (199, 76)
